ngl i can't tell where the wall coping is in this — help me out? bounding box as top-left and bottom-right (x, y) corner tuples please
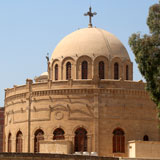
(128, 140), (160, 145)
(0, 152), (119, 160)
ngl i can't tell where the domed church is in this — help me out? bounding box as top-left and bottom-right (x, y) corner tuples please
(4, 7), (160, 157)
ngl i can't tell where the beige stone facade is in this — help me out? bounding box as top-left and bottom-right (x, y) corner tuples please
(128, 140), (160, 158)
(4, 27), (160, 157)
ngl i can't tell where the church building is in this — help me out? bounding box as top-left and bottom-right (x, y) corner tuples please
(4, 7), (160, 157)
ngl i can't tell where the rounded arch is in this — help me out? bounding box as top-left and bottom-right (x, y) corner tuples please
(81, 61), (88, 79)
(61, 56), (75, 66)
(113, 128), (125, 135)
(114, 62), (119, 80)
(99, 61), (105, 79)
(93, 56), (109, 79)
(51, 59), (60, 81)
(72, 125), (89, 135)
(61, 57), (75, 80)
(53, 128), (65, 140)
(143, 135), (149, 141)
(76, 55), (93, 79)
(8, 132), (12, 152)
(112, 128), (125, 153)
(111, 57), (122, 80)
(123, 59), (133, 80)
(16, 131), (23, 153)
(66, 62), (71, 80)
(51, 59), (60, 68)
(32, 127), (45, 137)
(34, 129), (44, 153)
(54, 64), (58, 80)
(74, 127), (88, 152)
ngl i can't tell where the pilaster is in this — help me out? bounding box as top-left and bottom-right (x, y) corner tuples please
(26, 79), (33, 153)
(93, 91), (99, 153)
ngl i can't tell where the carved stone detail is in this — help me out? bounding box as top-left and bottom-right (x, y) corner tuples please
(55, 111), (64, 120)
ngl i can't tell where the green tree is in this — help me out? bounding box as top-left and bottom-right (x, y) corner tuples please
(129, 2), (160, 116)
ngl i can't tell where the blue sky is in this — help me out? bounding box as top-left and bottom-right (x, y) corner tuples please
(0, 0), (158, 106)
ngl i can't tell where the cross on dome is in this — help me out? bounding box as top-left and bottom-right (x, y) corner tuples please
(84, 6), (97, 28)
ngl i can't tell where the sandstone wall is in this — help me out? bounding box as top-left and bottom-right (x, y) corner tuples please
(0, 153), (118, 160)
(0, 107), (4, 152)
(4, 79), (160, 156)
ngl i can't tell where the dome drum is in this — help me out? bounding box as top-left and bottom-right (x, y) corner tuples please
(50, 56), (133, 81)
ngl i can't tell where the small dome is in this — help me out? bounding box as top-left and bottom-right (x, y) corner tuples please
(40, 72), (48, 76)
(51, 27), (130, 60)
(34, 72), (48, 83)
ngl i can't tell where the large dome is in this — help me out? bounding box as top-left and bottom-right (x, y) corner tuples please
(51, 27), (130, 60)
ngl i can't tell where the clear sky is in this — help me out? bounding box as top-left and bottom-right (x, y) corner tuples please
(0, 0), (158, 106)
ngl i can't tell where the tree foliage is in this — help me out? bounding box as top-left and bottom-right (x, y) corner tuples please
(129, 2), (160, 116)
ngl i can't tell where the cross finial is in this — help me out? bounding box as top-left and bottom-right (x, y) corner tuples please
(84, 6), (97, 28)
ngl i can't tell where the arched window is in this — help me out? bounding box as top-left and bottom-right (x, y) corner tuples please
(8, 133), (12, 152)
(99, 61), (105, 79)
(113, 128), (125, 153)
(34, 129), (44, 153)
(74, 128), (87, 152)
(55, 64), (58, 80)
(143, 135), (149, 141)
(126, 65), (129, 80)
(66, 62), (71, 80)
(82, 61), (88, 79)
(16, 131), (23, 153)
(114, 63), (119, 80)
(53, 128), (65, 140)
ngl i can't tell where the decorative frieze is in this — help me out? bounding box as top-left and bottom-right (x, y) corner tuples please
(5, 87), (148, 104)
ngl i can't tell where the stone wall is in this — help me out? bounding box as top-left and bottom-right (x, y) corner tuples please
(128, 140), (160, 158)
(0, 153), (159, 160)
(4, 79), (160, 156)
(0, 153), (118, 160)
(0, 107), (4, 152)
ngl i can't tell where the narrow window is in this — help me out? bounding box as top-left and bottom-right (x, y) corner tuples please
(82, 61), (88, 79)
(53, 128), (65, 140)
(74, 128), (87, 152)
(114, 63), (119, 79)
(16, 131), (23, 153)
(66, 62), (71, 80)
(34, 129), (44, 153)
(55, 64), (58, 80)
(99, 61), (105, 79)
(143, 135), (149, 141)
(126, 65), (129, 80)
(8, 133), (12, 152)
(113, 128), (125, 153)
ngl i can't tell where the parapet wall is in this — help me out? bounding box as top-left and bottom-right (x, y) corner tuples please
(0, 153), (118, 160)
(0, 153), (159, 160)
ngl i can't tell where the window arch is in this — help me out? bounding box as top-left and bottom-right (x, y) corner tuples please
(16, 131), (23, 153)
(66, 62), (71, 80)
(55, 64), (58, 80)
(74, 127), (87, 152)
(143, 135), (149, 141)
(34, 129), (44, 153)
(53, 128), (65, 140)
(126, 65), (129, 80)
(99, 61), (105, 79)
(82, 61), (88, 79)
(113, 128), (125, 153)
(114, 63), (119, 80)
(8, 133), (12, 152)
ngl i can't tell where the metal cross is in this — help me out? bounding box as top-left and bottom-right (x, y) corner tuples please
(84, 6), (97, 28)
